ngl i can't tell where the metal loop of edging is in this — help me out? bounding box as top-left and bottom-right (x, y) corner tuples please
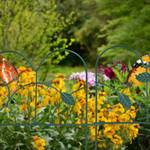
(94, 45), (148, 150)
(0, 49), (89, 123)
(0, 48), (90, 150)
(36, 48), (89, 149)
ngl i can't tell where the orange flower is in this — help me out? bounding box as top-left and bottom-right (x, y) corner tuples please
(20, 104), (27, 112)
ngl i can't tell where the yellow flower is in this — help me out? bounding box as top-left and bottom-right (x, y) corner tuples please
(99, 91), (107, 97)
(103, 125), (116, 138)
(42, 97), (50, 106)
(98, 91), (106, 106)
(118, 113), (130, 122)
(30, 101), (35, 108)
(89, 126), (102, 141)
(33, 136), (46, 150)
(18, 67), (36, 85)
(142, 55), (150, 62)
(122, 88), (131, 95)
(107, 111), (118, 122)
(31, 111), (35, 117)
(20, 104), (27, 112)
(112, 103), (125, 114)
(110, 134), (123, 145)
(51, 75), (65, 91)
(126, 106), (137, 119)
(73, 102), (82, 115)
(9, 81), (17, 92)
(0, 86), (8, 108)
(98, 141), (106, 148)
(128, 124), (139, 139)
(18, 66), (27, 73)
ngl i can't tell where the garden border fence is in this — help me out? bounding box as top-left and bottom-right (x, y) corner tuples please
(0, 45), (149, 150)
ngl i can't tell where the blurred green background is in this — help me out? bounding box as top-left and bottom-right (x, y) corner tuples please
(0, 0), (150, 68)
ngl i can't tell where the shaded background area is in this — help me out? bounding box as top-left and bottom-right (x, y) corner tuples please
(0, 0), (150, 67)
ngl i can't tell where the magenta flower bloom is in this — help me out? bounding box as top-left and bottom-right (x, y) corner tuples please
(104, 67), (115, 80)
(121, 63), (127, 72)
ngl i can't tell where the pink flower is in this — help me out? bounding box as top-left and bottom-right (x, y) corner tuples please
(104, 67), (115, 80)
(69, 72), (95, 87)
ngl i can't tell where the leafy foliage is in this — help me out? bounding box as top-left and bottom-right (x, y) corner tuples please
(0, 0), (75, 66)
(97, 0), (150, 61)
(58, 0), (150, 63)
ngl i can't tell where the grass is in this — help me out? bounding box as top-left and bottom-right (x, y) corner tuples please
(39, 65), (94, 81)
(48, 65), (86, 76)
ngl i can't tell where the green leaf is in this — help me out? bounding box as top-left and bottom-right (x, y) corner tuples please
(136, 72), (150, 82)
(61, 92), (75, 105)
(118, 93), (131, 109)
(113, 68), (124, 82)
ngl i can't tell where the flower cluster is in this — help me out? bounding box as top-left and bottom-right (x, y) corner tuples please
(69, 71), (95, 87)
(0, 81), (17, 108)
(72, 81), (139, 149)
(0, 66), (67, 148)
(33, 135), (46, 150)
(98, 62), (127, 81)
(0, 66), (66, 119)
(0, 59), (146, 149)
(0, 86), (8, 108)
(16, 67), (50, 117)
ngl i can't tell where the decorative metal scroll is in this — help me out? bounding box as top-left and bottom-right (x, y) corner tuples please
(0, 45), (149, 150)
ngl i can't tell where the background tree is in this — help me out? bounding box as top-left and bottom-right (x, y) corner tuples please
(57, 0), (150, 64)
(97, 0), (150, 62)
(0, 0), (75, 66)
(0, 0), (149, 65)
